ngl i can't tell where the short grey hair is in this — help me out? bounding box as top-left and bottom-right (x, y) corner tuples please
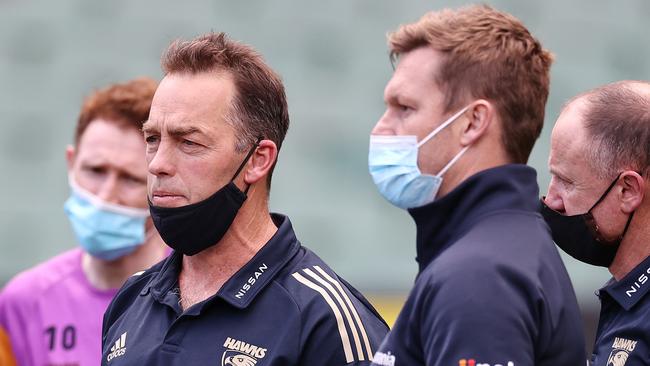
(577, 81), (650, 180)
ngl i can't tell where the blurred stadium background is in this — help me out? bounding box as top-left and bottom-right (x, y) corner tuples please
(1, 0), (649, 352)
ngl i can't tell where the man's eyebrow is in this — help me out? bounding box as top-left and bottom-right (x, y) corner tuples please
(549, 167), (570, 181)
(167, 125), (204, 138)
(141, 121), (205, 137)
(141, 120), (156, 132)
(384, 86), (416, 106)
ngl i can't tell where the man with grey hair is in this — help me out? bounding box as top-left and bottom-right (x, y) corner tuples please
(542, 80), (650, 365)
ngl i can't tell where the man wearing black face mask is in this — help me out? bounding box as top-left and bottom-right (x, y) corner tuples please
(541, 80), (650, 366)
(100, 33), (388, 365)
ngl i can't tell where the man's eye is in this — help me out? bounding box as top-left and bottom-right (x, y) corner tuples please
(182, 139), (198, 146)
(400, 104), (413, 113)
(145, 135), (159, 144)
(87, 166), (105, 174)
(123, 175), (146, 185)
(556, 176), (573, 188)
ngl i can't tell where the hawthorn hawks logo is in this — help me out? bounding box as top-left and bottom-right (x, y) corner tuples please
(607, 337), (637, 366)
(221, 337), (267, 366)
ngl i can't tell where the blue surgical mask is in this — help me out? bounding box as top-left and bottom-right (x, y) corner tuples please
(64, 175), (149, 261)
(369, 105), (470, 209)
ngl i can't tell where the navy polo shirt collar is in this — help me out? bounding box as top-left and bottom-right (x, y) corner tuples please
(218, 214), (300, 308)
(408, 164), (540, 273)
(602, 255), (650, 311)
(145, 213), (300, 310)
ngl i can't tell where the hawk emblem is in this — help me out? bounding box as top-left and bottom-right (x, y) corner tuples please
(222, 350), (257, 366)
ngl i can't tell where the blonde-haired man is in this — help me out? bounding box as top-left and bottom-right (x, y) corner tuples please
(369, 5), (585, 365)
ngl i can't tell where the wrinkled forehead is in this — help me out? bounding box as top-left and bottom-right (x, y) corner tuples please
(75, 116), (140, 150)
(148, 72), (235, 126)
(74, 120), (148, 176)
(549, 100), (590, 166)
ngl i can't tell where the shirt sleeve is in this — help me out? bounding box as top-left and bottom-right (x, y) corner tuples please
(417, 260), (538, 366)
(293, 271), (388, 366)
(297, 306), (384, 366)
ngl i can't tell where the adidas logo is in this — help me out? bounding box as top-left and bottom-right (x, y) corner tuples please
(107, 332), (127, 362)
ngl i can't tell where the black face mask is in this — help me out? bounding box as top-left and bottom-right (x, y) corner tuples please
(149, 139), (260, 256)
(540, 172), (635, 267)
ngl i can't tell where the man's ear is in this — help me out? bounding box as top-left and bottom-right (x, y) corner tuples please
(65, 145), (76, 172)
(244, 140), (278, 185)
(459, 99), (494, 146)
(619, 170), (645, 214)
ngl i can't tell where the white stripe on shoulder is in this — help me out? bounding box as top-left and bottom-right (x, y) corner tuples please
(292, 272), (354, 363)
(131, 271), (145, 277)
(313, 265), (374, 360)
(302, 268), (365, 361)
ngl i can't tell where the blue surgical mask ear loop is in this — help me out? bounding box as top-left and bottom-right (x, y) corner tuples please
(416, 105), (471, 178)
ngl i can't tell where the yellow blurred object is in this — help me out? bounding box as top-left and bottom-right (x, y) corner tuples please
(0, 326), (17, 366)
(366, 294), (407, 328)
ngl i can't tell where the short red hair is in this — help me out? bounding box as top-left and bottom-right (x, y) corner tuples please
(389, 4), (553, 163)
(75, 77), (158, 144)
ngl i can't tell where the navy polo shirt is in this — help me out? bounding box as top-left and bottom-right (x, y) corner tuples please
(591, 255), (650, 365)
(101, 214), (388, 365)
(371, 165), (586, 366)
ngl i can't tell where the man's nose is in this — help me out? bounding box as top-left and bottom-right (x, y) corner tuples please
(544, 180), (566, 213)
(371, 111), (395, 136)
(96, 174), (121, 205)
(148, 140), (176, 178)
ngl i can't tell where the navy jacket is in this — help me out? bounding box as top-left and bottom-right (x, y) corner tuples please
(371, 165), (586, 366)
(591, 255), (650, 365)
(102, 214), (388, 365)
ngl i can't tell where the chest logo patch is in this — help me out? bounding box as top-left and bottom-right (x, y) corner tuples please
(373, 351), (396, 366)
(458, 359), (514, 366)
(106, 332), (127, 362)
(221, 337), (267, 366)
(608, 337), (637, 366)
